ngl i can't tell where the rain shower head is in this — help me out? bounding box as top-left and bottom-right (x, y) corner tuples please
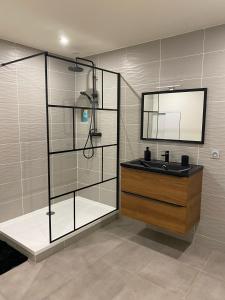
(68, 64), (83, 72)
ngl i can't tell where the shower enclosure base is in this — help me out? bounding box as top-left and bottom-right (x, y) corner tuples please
(0, 197), (117, 262)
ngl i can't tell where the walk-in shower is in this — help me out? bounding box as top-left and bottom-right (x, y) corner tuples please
(0, 51), (120, 256)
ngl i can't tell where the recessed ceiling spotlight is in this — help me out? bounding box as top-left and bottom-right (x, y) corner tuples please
(60, 36), (69, 46)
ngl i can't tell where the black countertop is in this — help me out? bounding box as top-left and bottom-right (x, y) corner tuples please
(120, 159), (203, 177)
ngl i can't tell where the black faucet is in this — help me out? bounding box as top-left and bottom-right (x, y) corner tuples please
(161, 151), (169, 163)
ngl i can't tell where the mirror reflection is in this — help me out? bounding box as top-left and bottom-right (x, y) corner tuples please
(141, 89), (207, 143)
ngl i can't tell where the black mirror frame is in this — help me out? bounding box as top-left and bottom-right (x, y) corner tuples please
(140, 88), (207, 144)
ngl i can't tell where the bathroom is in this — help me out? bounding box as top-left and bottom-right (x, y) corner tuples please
(0, 1), (225, 299)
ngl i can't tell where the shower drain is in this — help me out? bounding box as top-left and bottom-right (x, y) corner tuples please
(46, 211), (55, 216)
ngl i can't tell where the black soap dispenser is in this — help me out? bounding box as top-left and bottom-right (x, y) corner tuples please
(144, 147), (151, 161)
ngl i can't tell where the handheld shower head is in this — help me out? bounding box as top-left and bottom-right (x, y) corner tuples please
(80, 91), (93, 104)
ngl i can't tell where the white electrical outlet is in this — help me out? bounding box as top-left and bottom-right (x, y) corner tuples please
(211, 149), (220, 159)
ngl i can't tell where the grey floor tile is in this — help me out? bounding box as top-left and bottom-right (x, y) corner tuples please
(129, 228), (215, 270)
(101, 216), (146, 239)
(0, 261), (70, 300)
(45, 260), (124, 300)
(177, 237), (213, 269)
(47, 260), (184, 300)
(101, 239), (155, 273)
(139, 253), (199, 295)
(111, 269), (184, 300)
(186, 272), (225, 300)
(204, 250), (225, 280)
(45, 230), (123, 277)
(128, 228), (190, 257)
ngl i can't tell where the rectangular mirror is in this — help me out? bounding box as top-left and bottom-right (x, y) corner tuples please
(141, 88), (207, 144)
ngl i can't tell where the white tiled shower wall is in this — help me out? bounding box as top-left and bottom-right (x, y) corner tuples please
(1, 23), (225, 244)
(90, 24), (225, 244)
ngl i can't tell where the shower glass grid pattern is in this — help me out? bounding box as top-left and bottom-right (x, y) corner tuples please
(1, 51), (120, 243)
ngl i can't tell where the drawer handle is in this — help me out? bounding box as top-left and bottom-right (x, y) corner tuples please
(122, 191), (184, 207)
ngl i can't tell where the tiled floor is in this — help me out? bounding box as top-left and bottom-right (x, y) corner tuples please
(1, 216), (225, 299)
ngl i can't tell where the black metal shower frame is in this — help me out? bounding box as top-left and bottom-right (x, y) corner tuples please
(1, 51), (121, 243)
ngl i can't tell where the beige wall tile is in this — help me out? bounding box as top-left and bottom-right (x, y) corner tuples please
(0, 143), (20, 164)
(22, 158), (47, 179)
(50, 89), (75, 106)
(49, 107), (73, 124)
(0, 103), (18, 123)
(21, 141), (47, 161)
(201, 193), (225, 221)
(19, 104), (46, 123)
(50, 123), (73, 141)
(0, 200), (23, 222)
(22, 175), (48, 198)
(17, 64), (45, 88)
(126, 61), (160, 86)
(77, 150), (100, 171)
(0, 163), (21, 185)
(161, 55), (202, 81)
(49, 71), (75, 91)
(0, 82), (17, 104)
(126, 40), (160, 66)
(77, 168), (100, 186)
(51, 152), (77, 172)
(203, 51), (225, 77)
(15, 44), (40, 59)
(198, 216), (225, 243)
(98, 48), (126, 70)
(49, 57), (74, 74)
(23, 190), (48, 214)
(202, 76), (225, 102)
(20, 123), (46, 142)
(77, 184), (99, 202)
(125, 105), (141, 125)
(0, 65), (17, 85)
(18, 85), (45, 106)
(161, 30), (204, 59)
(51, 168), (77, 187)
(205, 24), (225, 52)
(0, 181), (22, 205)
(0, 40), (17, 63)
(202, 171), (225, 197)
(50, 138), (73, 152)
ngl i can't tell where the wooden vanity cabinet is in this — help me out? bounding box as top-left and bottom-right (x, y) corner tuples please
(121, 167), (203, 235)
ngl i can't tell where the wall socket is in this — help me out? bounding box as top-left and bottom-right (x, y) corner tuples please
(211, 149), (220, 159)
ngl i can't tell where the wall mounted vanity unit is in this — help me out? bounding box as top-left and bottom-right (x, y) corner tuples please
(120, 160), (203, 235)
(121, 88), (206, 235)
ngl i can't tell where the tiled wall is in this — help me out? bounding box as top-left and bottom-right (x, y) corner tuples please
(0, 41), (118, 222)
(90, 24), (225, 244)
(0, 41), (47, 222)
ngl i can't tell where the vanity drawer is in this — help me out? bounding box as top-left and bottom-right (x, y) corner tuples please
(121, 167), (202, 206)
(121, 192), (187, 234)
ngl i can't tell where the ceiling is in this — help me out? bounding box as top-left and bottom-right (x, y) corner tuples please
(1, 0), (225, 58)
